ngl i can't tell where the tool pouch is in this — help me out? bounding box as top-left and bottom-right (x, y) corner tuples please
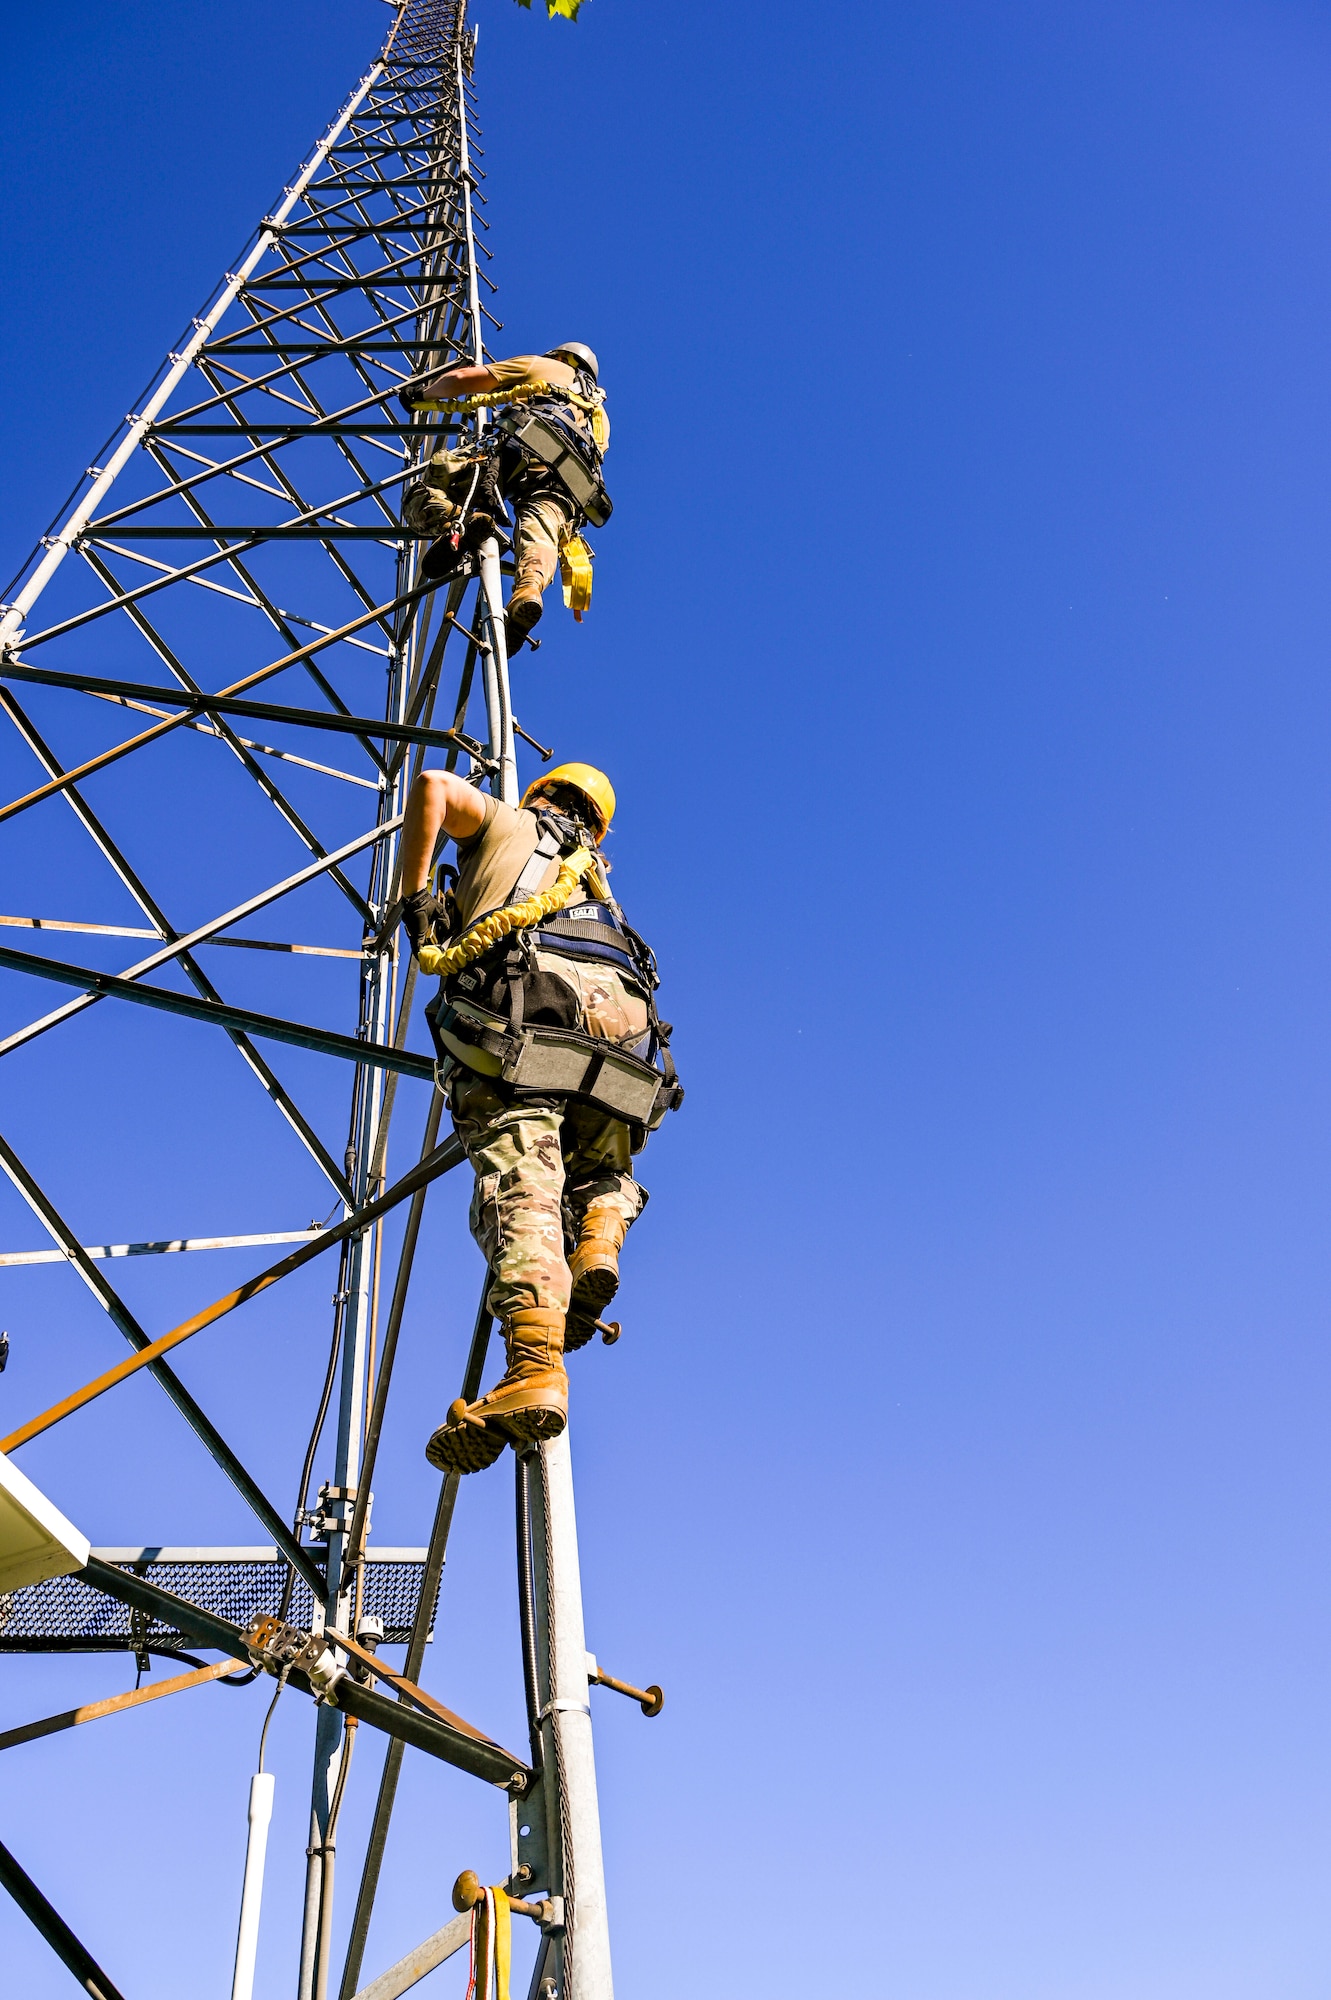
(501, 1026), (662, 1122)
(427, 997), (672, 1126)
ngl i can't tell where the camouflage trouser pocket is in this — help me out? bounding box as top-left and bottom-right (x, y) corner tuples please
(402, 481), (458, 538)
(469, 1170), (506, 1266)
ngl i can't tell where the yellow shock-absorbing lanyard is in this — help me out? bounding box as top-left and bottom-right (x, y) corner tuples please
(468, 1887), (512, 2000)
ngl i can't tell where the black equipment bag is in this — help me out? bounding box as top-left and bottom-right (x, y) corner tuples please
(497, 407), (613, 527)
(426, 996), (681, 1130)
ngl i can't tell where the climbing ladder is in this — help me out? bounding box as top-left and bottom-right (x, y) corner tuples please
(0, 4), (630, 1994)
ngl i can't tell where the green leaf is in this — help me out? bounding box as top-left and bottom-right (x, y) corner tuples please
(512, 0), (584, 17)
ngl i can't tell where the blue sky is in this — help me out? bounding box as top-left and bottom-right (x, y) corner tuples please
(3, 0), (1331, 1994)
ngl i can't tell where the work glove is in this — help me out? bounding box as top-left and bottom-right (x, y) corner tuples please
(401, 888), (444, 957)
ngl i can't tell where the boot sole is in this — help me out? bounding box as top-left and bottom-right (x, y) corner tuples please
(564, 1314), (596, 1353)
(495, 1404), (567, 1447)
(505, 599), (543, 650)
(424, 1418), (508, 1476)
(421, 539), (464, 583)
(566, 1265), (618, 1351)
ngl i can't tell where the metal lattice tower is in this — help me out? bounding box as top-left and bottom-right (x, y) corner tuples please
(0, 5), (622, 1995)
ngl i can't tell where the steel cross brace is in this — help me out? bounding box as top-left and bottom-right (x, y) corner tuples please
(0, 938), (437, 1079)
(0, 1835), (128, 2000)
(81, 1558), (529, 1791)
(0, 659), (481, 756)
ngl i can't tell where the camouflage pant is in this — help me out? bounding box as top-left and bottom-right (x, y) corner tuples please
(447, 1070), (647, 1321)
(402, 452), (576, 604)
(401, 447), (483, 539)
(511, 490), (577, 602)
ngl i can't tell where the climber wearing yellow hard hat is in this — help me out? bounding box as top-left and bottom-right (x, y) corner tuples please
(395, 760), (681, 1475)
(399, 343), (610, 653)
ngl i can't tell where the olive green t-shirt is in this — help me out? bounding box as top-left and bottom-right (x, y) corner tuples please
(452, 796), (559, 929)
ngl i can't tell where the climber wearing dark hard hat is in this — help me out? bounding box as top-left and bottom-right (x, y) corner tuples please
(396, 760), (681, 1474)
(399, 342), (610, 653)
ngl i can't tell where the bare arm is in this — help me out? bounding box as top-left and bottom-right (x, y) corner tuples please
(410, 361), (502, 402)
(400, 770), (488, 894)
(408, 355), (552, 406)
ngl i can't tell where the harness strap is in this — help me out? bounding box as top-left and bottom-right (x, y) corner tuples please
(505, 940), (527, 1039)
(509, 823), (566, 902)
(423, 813), (682, 1122)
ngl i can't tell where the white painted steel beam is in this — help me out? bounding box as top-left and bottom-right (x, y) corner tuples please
(0, 1454), (90, 1593)
(0, 1231), (323, 1267)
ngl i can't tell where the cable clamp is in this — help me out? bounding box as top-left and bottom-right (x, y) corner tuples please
(534, 1699), (591, 1725)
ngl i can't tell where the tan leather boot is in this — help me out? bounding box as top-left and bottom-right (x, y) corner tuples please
(504, 586), (544, 653)
(425, 1308), (568, 1474)
(505, 541), (558, 653)
(565, 1206), (629, 1352)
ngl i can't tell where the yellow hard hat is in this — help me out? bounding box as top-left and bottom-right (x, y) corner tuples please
(521, 762), (616, 839)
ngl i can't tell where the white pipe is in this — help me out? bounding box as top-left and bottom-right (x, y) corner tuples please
(540, 1433), (614, 2000)
(456, 38), (518, 806)
(476, 540), (517, 804)
(0, 59), (386, 651)
(231, 1771), (276, 2000)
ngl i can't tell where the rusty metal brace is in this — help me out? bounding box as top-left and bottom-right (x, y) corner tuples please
(323, 1622), (504, 1751)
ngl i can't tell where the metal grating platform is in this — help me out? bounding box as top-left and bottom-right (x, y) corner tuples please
(0, 1548), (433, 1653)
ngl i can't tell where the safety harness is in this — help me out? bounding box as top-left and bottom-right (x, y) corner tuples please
(494, 403), (612, 527)
(407, 374), (610, 452)
(422, 810), (683, 1133)
(407, 372), (613, 531)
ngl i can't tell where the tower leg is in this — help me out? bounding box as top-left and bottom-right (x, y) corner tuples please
(529, 1430), (614, 2000)
(298, 1704), (345, 2000)
(477, 536), (518, 803)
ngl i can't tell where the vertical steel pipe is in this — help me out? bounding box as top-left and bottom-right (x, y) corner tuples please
(298, 1703), (344, 2000)
(477, 541), (518, 804)
(455, 26), (518, 806)
(336, 1297), (494, 2000)
(533, 1434), (614, 2000)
